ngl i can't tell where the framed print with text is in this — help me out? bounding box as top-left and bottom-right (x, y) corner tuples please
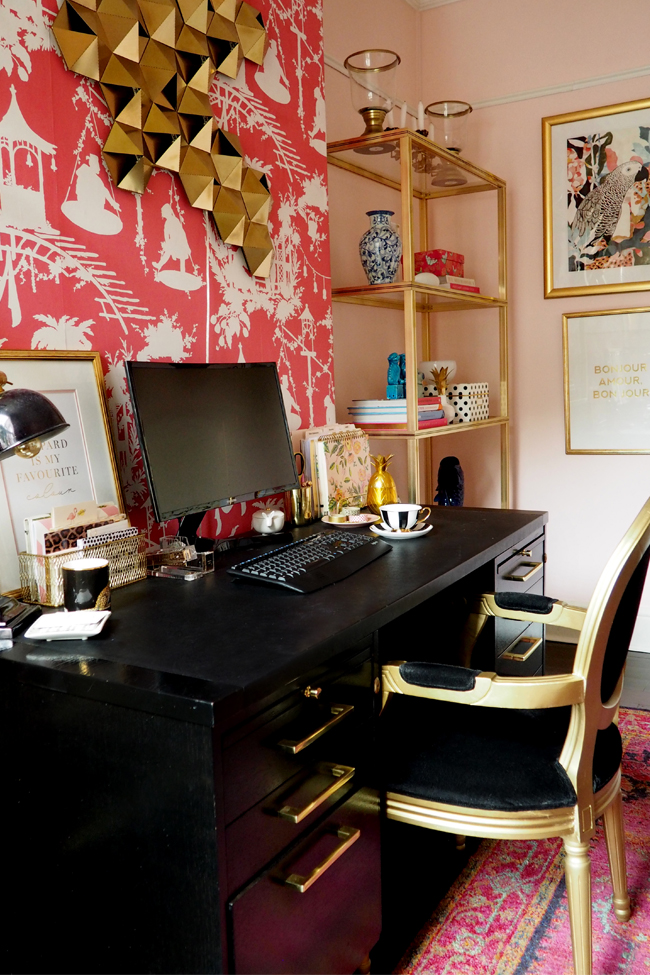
(563, 307), (650, 453)
(543, 98), (650, 298)
(0, 351), (125, 594)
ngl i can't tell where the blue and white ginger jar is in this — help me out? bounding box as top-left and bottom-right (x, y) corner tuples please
(359, 210), (402, 285)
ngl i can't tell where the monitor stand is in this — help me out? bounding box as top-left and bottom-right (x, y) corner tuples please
(178, 510), (293, 554)
(178, 511), (213, 551)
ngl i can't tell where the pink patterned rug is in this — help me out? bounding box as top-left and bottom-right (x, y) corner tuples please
(395, 709), (650, 974)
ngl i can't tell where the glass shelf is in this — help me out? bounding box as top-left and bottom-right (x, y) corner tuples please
(327, 130), (504, 200)
(357, 416), (508, 440)
(327, 128), (509, 506)
(331, 282), (505, 312)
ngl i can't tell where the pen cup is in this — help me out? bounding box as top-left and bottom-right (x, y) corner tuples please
(62, 558), (111, 611)
(286, 482), (314, 526)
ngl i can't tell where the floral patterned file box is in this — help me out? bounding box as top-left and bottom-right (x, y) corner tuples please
(316, 431), (372, 514)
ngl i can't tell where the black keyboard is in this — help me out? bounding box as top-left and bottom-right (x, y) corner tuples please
(227, 530), (392, 593)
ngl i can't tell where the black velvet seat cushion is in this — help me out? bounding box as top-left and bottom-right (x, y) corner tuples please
(382, 696), (622, 811)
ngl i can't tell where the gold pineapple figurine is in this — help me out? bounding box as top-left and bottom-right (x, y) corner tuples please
(431, 365), (455, 423)
(366, 454), (398, 514)
(430, 365), (449, 396)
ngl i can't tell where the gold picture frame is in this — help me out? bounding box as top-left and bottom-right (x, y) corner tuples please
(0, 350), (125, 594)
(563, 306), (650, 453)
(543, 97), (650, 299)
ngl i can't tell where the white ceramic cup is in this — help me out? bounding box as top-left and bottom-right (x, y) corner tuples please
(379, 503), (431, 532)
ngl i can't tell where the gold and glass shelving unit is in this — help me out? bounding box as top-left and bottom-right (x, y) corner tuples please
(327, 128), (509, 507)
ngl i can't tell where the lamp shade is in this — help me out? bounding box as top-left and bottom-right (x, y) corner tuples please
(0, 387), (69, 461)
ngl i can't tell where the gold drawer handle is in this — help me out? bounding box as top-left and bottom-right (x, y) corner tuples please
(278, 704), (354, 754)
(503, 560), (543, 583)
(277, 764), (355, 823)
(501, 636), (543, 662)
(285, 825), (360, 893)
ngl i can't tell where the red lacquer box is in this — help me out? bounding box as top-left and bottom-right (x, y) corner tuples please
(414, 249), (464, 277)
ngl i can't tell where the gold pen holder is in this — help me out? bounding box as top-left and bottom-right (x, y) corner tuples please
(286, 483), (314, 526)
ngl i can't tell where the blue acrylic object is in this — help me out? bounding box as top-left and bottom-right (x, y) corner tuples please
(386, 384), (406, 399)
(359, 211), (402, 285)
(387, 352), (401, 385)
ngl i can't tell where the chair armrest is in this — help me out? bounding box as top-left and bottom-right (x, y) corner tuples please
(382, 662), (585, 710)
(398, 661), (482, 691)
(477, 593), (587, 630)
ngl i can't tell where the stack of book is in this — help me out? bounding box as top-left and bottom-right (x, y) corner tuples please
(347, 398), (446, 430)
(438, 275), (480, 294)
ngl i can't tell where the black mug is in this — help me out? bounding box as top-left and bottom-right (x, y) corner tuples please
(62, 558), (111, 612)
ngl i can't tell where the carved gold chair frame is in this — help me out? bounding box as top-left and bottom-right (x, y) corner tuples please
(382, 496), (650, 975)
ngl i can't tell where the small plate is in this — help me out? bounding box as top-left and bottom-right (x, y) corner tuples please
(322, 514), (380, 527)
(370, 523), (433, 540)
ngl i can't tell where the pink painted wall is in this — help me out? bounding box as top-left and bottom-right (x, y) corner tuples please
(324, 0), (650, 623)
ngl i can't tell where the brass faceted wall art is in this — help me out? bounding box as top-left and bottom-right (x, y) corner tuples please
(52, 0), (273, 277)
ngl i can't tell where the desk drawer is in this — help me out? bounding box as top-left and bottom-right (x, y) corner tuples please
(223, 655), (373, 824)
(495, 577), (544, 656)
(496, 624), (544, 676)
(226, 753), (363, 892)
(496, 534), (545, 594)
(228, 787), (381, 975)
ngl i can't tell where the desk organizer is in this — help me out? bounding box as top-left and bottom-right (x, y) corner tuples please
(422, 382), (490, 424)
(18, 532), (147, 607)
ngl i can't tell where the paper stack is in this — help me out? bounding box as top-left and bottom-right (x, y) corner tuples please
(347, 398), (447, 430)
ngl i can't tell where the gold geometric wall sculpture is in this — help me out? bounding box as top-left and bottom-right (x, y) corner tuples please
(53, 0), (273, 277)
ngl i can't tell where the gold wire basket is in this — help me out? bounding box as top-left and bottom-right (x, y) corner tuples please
(18, 533), (147, 607)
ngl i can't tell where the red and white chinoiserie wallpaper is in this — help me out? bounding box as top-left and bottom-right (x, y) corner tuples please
(0, 0), (333, 541)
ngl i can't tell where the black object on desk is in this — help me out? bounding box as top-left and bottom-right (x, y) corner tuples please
(0, 594), (41, 637)
(0, 506), (547, 975)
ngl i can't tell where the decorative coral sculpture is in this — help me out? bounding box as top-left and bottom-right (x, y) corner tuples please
(52, 0), (273, 276)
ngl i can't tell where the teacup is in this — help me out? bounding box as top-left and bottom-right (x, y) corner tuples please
(379, 503), (431, 533)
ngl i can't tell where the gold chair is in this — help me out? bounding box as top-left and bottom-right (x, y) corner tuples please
(381, 497), (650, 975)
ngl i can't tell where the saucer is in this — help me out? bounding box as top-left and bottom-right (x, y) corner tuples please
(370, 523), (433, 540)
(322, 514), (380, 527)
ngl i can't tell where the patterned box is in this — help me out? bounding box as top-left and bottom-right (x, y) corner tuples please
(414, 249), (464, 278)
(422, 382), (490, 424)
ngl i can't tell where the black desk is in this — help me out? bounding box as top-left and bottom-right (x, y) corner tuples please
(0, 506), (546, 975)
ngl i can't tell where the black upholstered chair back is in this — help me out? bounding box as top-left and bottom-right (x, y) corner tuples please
(574, 499), (650, 705)
(561, 498), (650, 807)
(600, 548), (650, 703)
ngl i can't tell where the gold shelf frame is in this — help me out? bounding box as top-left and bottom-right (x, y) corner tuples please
(327, 128), (510, 508)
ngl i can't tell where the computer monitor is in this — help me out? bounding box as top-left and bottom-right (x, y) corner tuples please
(125, 362), (299, 537)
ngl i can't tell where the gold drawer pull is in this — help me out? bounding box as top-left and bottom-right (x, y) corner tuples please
(501, 636), (543, 662)
(277, 764), (355, 823)
(503, 560), (543, 583)
(285, 825), (360, 893)
(278, 704), (354, 754)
